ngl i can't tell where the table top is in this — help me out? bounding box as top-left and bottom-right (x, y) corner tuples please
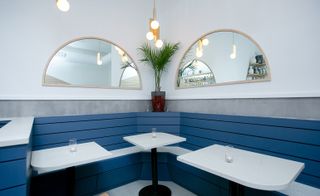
(31, 142), (112, 174)
(177, 144), (304, 191)
(0, 117), (34, 147)
(123, 132), (186, 150)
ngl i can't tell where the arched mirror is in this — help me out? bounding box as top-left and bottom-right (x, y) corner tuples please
(43, 38), (141, 89)
(177, 30), (271, 88)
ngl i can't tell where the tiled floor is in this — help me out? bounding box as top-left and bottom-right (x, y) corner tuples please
(97, 180), (197, 196)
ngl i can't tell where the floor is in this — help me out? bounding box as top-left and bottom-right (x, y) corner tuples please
(97, 180), (197, 196)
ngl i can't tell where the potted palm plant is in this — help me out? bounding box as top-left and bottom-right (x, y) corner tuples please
(139, 42), (179, 112)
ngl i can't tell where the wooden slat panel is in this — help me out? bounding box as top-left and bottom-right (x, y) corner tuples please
(32, 126), (136, 146)
(181, 118), (320, 146)
(181, 112), (320, 130)
(0, 185), (26, 196)
(33, 118), (136, 135)
(0, 159), (26, 190)
(136, 112), (180, 118)
(137, 125), (179, 134)
(34, 113), (136, 124)
(0, 145), (27, 162)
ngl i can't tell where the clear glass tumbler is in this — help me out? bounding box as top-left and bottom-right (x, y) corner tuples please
(151, 128), (157, 138)
(225, 145), (233, 163)
(69, 138), (77, 152)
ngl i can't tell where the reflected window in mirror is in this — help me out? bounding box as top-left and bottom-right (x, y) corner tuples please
(178, 59), (215, 88)
(177, 30), (270, 88)
(44, 38), (141, 89)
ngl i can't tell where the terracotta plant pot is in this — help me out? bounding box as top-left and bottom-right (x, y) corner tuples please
(151, 91), (165, 112)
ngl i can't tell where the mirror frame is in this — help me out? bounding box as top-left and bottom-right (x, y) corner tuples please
(176, 29), (271, 89)
(43, 36), (142, 90)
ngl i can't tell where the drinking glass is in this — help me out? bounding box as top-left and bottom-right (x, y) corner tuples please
(151, 128), (157, 138)
(69, 138), (77, 152)
(225, 145), (233, 163)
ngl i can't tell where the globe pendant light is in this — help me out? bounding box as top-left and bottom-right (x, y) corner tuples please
(146, 0), (163, 48)
(56, 0), (70, 12)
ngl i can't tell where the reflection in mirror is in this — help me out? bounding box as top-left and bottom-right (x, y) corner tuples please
(177, 30), (270, 88)
(178, 59), (215, 88)
(44, 38), (141, 89)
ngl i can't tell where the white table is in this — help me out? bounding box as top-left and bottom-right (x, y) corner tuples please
(31, 142), (112, 195)
(0, 117), (34, 147)
(177, 144), (304, 196)
(124, 132), (186, 196)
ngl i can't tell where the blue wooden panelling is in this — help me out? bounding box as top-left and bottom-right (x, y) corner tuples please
(0, 185), (26, 196)
(0, 159), (26, 190)
(0, 145), (27, 162)
(180, 112), (320, 189)
(32, 113), (137, 151)
(137, 112), (180, 135)
(0, 144), (28, 195)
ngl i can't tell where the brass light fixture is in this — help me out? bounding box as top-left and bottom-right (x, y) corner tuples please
(56, 0), (70, 12)
(196, 37), (209, 58)
(146, 0), (163, 48)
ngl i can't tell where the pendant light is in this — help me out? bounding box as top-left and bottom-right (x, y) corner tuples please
(97, 42), (102, 65)
(195, 37), (209, 58)
(230, 33), (237, 60)
(145, 0), (163, 48)
(196, 40), (203, 58)
(56, 0), (70, 12)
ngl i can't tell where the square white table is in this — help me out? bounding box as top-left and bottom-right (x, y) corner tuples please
(31, 142), (112, 195)
(177, 144), (304, 196)
(124, 132), (186, 196)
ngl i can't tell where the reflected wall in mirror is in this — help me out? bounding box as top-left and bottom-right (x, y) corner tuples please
(177, 30), (271, 88)
(44, 38), (141, 89)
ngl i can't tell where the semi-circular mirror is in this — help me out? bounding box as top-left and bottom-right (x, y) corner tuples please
(177, 29), (271, 88)
(43, 37), (141, 89)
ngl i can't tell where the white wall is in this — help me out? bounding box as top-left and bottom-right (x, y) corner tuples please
(0, 0), (154, 100)
(0, 0), (319, 100)
(162, 0), (320, 99)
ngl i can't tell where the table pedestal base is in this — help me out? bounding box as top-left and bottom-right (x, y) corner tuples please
(229, 181), (244, 196)
(139, 185), (171, 196)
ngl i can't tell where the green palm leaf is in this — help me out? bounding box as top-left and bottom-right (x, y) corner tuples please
(138, 42), (179, 91)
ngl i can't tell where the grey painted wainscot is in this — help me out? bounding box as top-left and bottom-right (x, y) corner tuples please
(0, 97), (320, 120)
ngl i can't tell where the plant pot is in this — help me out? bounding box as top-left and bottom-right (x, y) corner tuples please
(151, 91), (165, 112)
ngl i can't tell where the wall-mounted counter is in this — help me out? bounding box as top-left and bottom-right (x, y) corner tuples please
(0, 117), (34, 196)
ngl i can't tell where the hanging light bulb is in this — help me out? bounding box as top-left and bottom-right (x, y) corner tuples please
(56, 0), (70, 12)
(230, 33), (237, 60)
(146, 31), (154, 40)
(97, 52), (102, 65)
(230, 44), (237, 59)
(121, 55), (129, 63)
(115, 46), (125, 56)
(155, 39), (163, 48)
(196, 47), (203, 58)
(151, 20), (160, 30)
(202, 38), (209, 46)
